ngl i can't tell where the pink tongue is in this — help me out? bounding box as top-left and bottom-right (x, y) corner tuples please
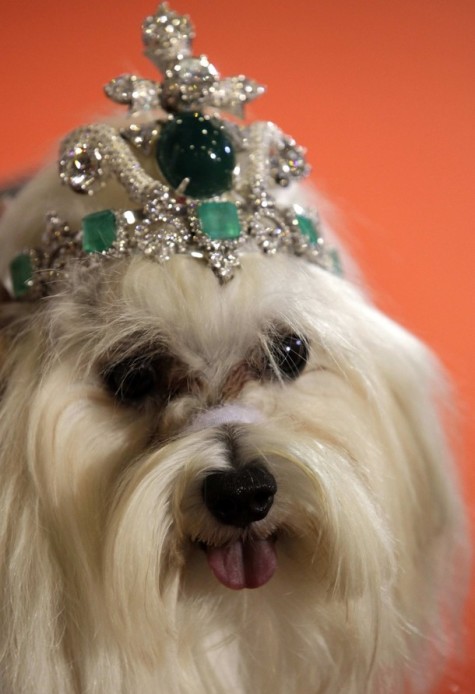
(206, 538), (277, 590)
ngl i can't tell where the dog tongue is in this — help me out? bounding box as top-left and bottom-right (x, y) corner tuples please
(206, 538), (277, 590)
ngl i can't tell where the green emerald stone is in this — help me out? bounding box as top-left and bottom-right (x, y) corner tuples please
(155, 112), (235, 199)
(197, 201), (241, 240)
(296, 214), (319, 245)
(82, 210), (117, 253)
(10, 253), (33, 298)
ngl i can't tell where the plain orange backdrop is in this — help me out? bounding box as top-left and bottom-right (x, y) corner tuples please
(1, 1), (474, 691)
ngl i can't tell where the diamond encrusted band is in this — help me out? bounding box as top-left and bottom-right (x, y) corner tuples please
(9, 3), (342, 299)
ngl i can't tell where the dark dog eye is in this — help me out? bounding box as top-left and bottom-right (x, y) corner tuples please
(271, 334), (309, 379)
(102, 358), (158, 403)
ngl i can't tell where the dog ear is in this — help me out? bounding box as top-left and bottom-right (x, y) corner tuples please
(383, 334), (469, 672)
(379, 328), (465, 554)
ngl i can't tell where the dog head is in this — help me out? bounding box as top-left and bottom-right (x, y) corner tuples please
(0, 227), (466, 691)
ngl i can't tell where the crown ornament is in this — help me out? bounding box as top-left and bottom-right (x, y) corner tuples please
(9, 3), (342, 299)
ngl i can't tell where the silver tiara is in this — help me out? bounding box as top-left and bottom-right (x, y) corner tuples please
(9, 3), (342, 299)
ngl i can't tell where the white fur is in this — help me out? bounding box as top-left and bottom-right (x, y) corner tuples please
(187, 405), (264, 431)
(0, 169), (468, 693)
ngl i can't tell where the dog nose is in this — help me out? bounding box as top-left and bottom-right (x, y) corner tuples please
(202, 464), (277, 527)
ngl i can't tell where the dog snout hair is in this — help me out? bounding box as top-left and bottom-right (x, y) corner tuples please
(202, 463), (277, 527)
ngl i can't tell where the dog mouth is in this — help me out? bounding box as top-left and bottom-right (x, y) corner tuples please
(200, 535), (278, 590)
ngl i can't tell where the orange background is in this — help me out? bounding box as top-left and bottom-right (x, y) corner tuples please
(1, 1), (474, 690)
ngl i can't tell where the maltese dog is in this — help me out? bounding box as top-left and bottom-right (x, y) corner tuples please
(0, 5), (466, 693)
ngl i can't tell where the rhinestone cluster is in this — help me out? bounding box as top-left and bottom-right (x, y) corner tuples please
(9, 3), (342, 298)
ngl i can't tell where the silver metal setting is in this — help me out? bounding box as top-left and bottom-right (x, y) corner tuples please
(10, 3), (342, 298)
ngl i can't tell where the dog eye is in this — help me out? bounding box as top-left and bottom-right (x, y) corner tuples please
(102, 359), (158, 403)
(271, 333), (309, 379)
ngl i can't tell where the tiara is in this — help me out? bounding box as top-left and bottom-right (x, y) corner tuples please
(9, 3), (342, 299)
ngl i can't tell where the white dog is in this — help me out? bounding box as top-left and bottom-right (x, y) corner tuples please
(0, 5), (467, 693)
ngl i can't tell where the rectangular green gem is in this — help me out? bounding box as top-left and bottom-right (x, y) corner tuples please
(82, 210), (117, 253)
(10, 253), (33, 298)
(296, 214), (319, 245)
(197, 201), (241, 241)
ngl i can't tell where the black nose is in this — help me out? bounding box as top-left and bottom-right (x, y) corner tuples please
(202, 464), (277, 528)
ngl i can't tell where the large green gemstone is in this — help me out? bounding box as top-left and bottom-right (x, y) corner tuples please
(197, 201), (241, 240)
(10, 253), (33, 298)
(155, 112), (235, 199)
(82, 210), (117, 253)
(296, 214), (319, 245)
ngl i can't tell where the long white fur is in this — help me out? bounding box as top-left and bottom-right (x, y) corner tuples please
(0, 166), (468, 693)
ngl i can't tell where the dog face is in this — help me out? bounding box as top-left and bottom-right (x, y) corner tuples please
(0, 244), (465, 693)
